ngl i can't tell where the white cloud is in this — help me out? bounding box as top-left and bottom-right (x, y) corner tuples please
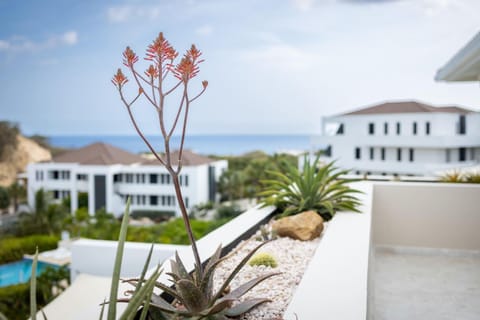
(0, 31), (78, 56)
(0, 40), (10, 51)
(107, 5), (163, 23)
(195, 25), (213, 36)
(291, 0), (315, 11)
(61, 31), (78, 46)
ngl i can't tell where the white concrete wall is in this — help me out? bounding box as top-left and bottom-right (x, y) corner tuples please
(372, 182), (480, 250)
(70, 239), (186, 282)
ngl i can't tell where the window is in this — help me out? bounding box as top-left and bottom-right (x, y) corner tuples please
(78, 174), (88, 181)
(324, 145), (332, 157)
(446, 149), (451, 163)
(396, 122), (401, 135)
(426, 122), (431, 135)
(185, 197), (189, 208)
(381, 148), (385, 161)
(355, 147), (361, 160)
(337, 123), (344, 135)
(369, 147), (374, 160)
(459, 147), (466, 162)
(397, 148), (402, 161)
(413, 122), (417, 135)
(149, 174), (158, 184)
(36, 170), (44, 181)
(126, 174), (133, 183)
(150, 195), (158, 205)
(384, 123), (388, 135)
(185, 175), (189, 187)
(368, 123), (375, 135)
(459, 115), (466, 135)
(113, 174), (121, 182)
(409, 148), (414, 162)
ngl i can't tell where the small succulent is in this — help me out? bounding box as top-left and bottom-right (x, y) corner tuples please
(122, 242), (279, 319)
(249, 253), (278, 268)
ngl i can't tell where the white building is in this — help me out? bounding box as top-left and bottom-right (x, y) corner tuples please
(27, 143), (228, 217)
(311, 101), (480, 176)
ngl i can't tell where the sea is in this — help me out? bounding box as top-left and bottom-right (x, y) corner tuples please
(48, 134), (315, 156)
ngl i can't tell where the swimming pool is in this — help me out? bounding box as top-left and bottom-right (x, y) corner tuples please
(0, 259), (56, 287)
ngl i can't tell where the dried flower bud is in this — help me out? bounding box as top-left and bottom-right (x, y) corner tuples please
(202, 80), (208, 89)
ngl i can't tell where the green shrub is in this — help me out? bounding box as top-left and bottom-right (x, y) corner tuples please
(249, 252), (278, 268)
(0, 235), (58, 264)
(130, 210), (175, 222)
(260, 155), (362, 221)
(465, 172), (480, 184)
(215, 204), (242, 220)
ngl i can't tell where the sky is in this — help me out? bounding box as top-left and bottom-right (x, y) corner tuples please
(0, 0), (479, 136)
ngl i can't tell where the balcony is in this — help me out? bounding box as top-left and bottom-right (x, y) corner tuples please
(36, 181), (480, 319)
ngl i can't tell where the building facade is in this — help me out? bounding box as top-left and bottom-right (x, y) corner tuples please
(27, 143), (228, 217)
(311, 101), (480, 176)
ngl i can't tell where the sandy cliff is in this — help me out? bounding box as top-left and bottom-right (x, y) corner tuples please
(0, 135), (52, 187)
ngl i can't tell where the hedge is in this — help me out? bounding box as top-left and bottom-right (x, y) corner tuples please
(0, 235), (59, 264)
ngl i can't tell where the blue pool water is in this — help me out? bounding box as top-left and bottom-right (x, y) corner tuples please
(0, 259), (55, 287)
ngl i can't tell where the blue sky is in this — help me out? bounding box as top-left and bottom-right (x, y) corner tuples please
(0, 0), (479, 136)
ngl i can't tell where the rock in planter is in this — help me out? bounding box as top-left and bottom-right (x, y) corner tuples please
(272, 210), (324, 241)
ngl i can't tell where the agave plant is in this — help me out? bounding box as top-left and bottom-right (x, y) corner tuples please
(121, 243), (278, 320)
(259, 155), (361, 221)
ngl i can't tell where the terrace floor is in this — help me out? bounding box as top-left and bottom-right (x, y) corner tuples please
(373, 247), (480, 320)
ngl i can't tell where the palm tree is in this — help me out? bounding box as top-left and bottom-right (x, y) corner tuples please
(8, 181), (26, 212)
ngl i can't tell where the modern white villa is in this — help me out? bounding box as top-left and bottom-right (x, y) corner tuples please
(26, 143), (227, 217)
(311, 100), (480, 176)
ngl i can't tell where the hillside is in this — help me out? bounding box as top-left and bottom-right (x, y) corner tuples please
(0, 135), (52, 187)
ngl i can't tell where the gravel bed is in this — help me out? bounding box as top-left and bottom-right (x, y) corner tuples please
(213, 223), (324, 319)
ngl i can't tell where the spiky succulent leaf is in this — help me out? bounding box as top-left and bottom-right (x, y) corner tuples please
(224, 298), (271, 317)
(176, 279), (208, 313)
(119, 266), (161, 320)
(171, 251), (193, 282)
(221, 272), (280, 301)
(211, 241), (269, 304)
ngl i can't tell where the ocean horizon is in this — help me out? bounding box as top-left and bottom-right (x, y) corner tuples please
(48, 134), (317, 156)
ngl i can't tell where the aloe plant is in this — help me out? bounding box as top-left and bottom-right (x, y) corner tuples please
(259, 155), (362, 221)
(110, 33), (279, 319)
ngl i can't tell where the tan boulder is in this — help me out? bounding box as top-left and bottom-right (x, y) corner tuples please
(272, 210), (324, 241)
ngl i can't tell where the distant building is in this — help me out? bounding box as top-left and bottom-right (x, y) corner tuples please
(27, 143), (227, 216)
(311, 101), (480, 176)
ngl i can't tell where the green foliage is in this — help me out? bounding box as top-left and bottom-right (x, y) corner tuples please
(78, 192), (89, 209)
(260, 155), (362, 221)
(214, 204), (242, 220)
(249, 252), (278, 268)
(131, 210), (174, 222)
(17, 189), (70, 236)
(216, 152), (298, 201)
(0, 235), (58, 264)
(0, 121), (19, 161)
(7, 182), (26, 212)
(440, 171), (480, 184)
(465, 172), (480, 184)
(0, 186), (10, 210)
(75, 207), (90, 223)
